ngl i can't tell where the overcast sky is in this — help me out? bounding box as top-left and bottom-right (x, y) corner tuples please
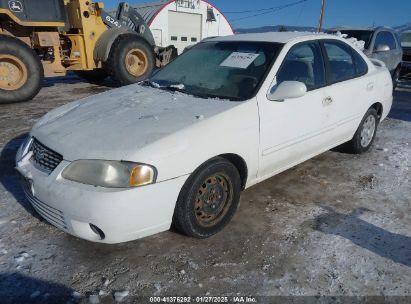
(105, 0), (410, 29)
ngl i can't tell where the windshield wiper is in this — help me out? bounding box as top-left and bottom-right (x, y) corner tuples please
(156, 83), (189, 95)
(144, 80), (161, 88)
(160, 83), (186, 93)
(145, 80), (216, 100)
(145, 80), (186, 92)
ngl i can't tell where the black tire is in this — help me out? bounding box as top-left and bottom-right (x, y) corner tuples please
(342, 108), (379, 154)
(0, 35), (43, 104)
(392, 66), (401, 90)
(74, 69), (108, 83)
(104, 34), (155, 86)
(173, 157), (241, 238)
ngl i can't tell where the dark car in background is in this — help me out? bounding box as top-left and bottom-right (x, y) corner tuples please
(327, 27), (403, 87)
(400, 30), (411, 78)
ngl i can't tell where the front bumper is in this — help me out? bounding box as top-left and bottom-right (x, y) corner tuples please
(15, 148), (188, 244)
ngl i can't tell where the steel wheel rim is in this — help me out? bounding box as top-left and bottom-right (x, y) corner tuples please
(0, 55), (28, 91)
(360, 115), (376, 147)
(194, 173), (233, 228)
(125, 49), (148, 77)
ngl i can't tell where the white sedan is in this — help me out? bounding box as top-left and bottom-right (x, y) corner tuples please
(15, 32), (393, 244)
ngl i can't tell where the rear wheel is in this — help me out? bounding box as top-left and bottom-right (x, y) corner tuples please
(342, 108), (378, 154)
(173, 158), (241, 238)
(0, 35), (43, 104)
(104, 34), (155, 86)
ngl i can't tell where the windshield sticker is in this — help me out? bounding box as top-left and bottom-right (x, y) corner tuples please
(220, 52), (260, 69)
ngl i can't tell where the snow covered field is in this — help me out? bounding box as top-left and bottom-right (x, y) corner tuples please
(0, 76), (410, 303)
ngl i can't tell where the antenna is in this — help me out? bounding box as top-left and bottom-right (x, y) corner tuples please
(317, 0), (326, 32)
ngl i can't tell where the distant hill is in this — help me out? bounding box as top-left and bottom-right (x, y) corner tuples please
(235, 25), (317, 34)
(394, 22), (411, 32)
(235, 22), (411, 34)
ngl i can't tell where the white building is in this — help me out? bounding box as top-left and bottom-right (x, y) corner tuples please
(134, 0), (234, 54)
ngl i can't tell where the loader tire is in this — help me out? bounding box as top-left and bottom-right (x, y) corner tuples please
(74, 69), (108, 84)
(105, 34), (155, 86)
(0, 35), (43, 104)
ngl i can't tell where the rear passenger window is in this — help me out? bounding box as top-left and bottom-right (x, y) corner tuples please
(277, 41), (325, 90)
(323, 41), (356, 83)
(352, 50), (368, 76)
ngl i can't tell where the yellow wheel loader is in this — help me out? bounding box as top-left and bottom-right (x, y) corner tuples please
(0, 0), (177, 103)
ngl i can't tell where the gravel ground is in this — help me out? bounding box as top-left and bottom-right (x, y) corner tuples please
(0, 76), (410, 304)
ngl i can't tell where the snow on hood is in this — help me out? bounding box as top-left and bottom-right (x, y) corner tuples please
(32, 84), (238, 161)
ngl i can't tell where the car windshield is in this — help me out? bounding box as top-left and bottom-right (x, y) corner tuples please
(336, 30), (374, 49)
(401, 32), (411, 43)
(150, 41), (282, 101)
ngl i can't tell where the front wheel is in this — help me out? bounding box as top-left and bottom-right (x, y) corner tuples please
(342, 108), (379, 154)
(104, 34), (155, 86)
(173, 158), (241, 238)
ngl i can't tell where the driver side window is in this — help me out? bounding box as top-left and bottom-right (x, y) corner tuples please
(277, 41), (326, 91)
(374, 31), (397, 50)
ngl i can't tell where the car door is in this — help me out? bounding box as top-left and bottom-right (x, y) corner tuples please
(390, 31), (403, 71)
(321, 40), (375, 144)
(258, 40), (332, 179)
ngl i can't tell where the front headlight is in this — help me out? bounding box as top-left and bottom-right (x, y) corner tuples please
(62, 160), (157, 188)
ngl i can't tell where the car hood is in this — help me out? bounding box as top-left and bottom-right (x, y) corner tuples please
(32, 84), (238, 161)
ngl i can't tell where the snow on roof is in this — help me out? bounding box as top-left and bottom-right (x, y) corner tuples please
(210, 32), (331, 44)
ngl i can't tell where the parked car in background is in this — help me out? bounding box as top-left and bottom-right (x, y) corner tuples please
(327, 27), (403, 87)
(16, 32), (393, 244)
(400, 30), (411, 78)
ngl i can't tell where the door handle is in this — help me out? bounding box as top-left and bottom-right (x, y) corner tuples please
(367, 82), (374, 91)
(323, 96), (333, 106)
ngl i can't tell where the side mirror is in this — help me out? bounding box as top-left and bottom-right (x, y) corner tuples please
(267, 81), (307, 101)
(374, 44), (390, 52)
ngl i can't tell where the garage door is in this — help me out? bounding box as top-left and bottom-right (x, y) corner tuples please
(168, 11), (202, 54)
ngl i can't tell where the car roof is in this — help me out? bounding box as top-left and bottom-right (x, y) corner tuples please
(208, 32), (334, 44)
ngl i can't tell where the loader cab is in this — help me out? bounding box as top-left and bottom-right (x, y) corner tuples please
(0, 0), (66, 23)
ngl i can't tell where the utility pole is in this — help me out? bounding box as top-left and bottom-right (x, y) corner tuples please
(318, 0), (326, 32)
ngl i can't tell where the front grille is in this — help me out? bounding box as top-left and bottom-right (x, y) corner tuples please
(29, 138), (63, 173)
(22, 181), (68, 231)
